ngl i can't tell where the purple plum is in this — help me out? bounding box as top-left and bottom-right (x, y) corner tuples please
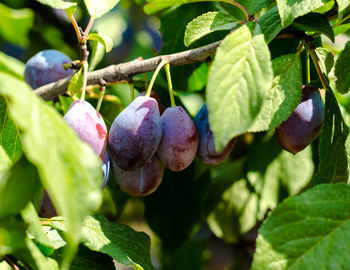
(108, 96), (162, 171)
(24, 49), (73, 89)
(102, 151), (111, 189)
(38, 190), (57, 218)
(194, 104), (235, 165)
(156, 106), (198, 171)
(112, 156), (164, 197)
(276, 85), (324, 154)
(64, 100), (107, 159)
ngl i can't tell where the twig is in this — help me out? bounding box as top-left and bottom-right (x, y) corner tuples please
(34, 41), (221, 101)
(4, 256), (20, 270)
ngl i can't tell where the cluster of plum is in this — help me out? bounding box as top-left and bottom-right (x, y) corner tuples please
(24, 50), (236, 198)
(24, 49), (325, 199)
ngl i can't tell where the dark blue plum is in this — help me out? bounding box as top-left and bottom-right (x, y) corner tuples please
(64, 100), (107, 159)
(108, 96), (162, 171)
(102, 151), (111, 189)
(194, 104), (235, 165)
(276, 85), (324, 154)
(24, 49), (73, 89)
(156, 106), (198, 171)
(112, 156), (164, 197)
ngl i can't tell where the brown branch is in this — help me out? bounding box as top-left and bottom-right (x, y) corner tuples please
(34, 41), (222, 101)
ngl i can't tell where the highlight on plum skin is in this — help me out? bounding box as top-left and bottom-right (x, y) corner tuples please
(108, 96), (162, 171)
(63, 100), (107, 159)
(24, 49), (73, 89)
(102, 151), (111, 189)
(194, 103), (236, 165)
(112, 156), (164, 197)
(156, 106), (198, 171)
(275, 85), (325, 154)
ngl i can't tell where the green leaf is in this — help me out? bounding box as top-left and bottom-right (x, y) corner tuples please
(144, 0), (272, 15)
(291, 13), (334, 42)
(314, 90), (350, 184)
(206, 25), (273, 151)
(259, 6), (283, 44)
(208, 136), (313, 242)
(35, 0), (77, 10)
(51, 246), (115, 270)
(0, 96), (23, 162)
(187, 63), (209, 91)
(0, 73), (102, 247)
(87, 33), (113, 53)
(84, 0), (120, 18)
(0, 156), (41, 218)
(0, 51), (25, 80)
(46, 215), (155, 270)
(252, 183), (350, 270)
(67, 67), (84, 96)
(21, 203), (55, 256)
(89, 41), (105, 71)
(336, 0), (350, 14)
(249, 54), (302, 132)
(0, 3), (34, 47)
(276, 0), (331, 27)
(0, 146), (11, 178)
(315, 47), (334, 76)
(335, 41), (350, 94)
(0, 217), (27, 255)
(334, 22), (350, 36)
(184, 11), (237, 47)
(25, 238), (59, 270)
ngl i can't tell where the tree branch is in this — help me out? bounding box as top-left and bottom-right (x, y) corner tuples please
(34, 41), (222, 101)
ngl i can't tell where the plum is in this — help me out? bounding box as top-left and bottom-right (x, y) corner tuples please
(38, 190), (57, 218)
(156, 106), (198, 171)
(64, 100), (107, 159)
(194, 104), (235, 165)
(276, 85), (324, 154)
(102, 151), (111, 189)
(108, 96), (162, 171)
(112, 156), (164, 196)
(139, 91), (166, 115)
(24, 49), (73, 89)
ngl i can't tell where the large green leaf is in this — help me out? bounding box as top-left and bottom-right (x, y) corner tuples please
(25, 238), (59, 270)
(0, 73), (102, 247)
(252, 183), (350, 270)
(184, 11), (237, 47)
(208, 135), (313, 242)
(314, 90), (350, 184)
(0, 96), (22, 162)
(259, 6), (283, 44)
(35, 0), (77, 10)
(276, 0), (331, 27)
(249, 54), (302, 132)
(335, 41), (350, 94)
(46, 215), (155, 270)
(84, 0), (120, 18)
(0, 51), (25, 80)
(0, 3), (34, 47)
(206, 25), (273, 151)
(0, 157), (41, 218)
(336, 0), (350, 14)
(21, 203), (55, 256)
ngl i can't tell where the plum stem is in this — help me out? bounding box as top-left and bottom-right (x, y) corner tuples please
(96, 86), (106, 112)
(165, 62), (176, 107)
(83, 17), (95, 37)
(81, 62), (89, 100)
(129, 83), (135, 101)
(306, 50), (311, 85)
(308, 46), (328, 90)
(145, 58), (168, 97)
(143, 73), (149, 91)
